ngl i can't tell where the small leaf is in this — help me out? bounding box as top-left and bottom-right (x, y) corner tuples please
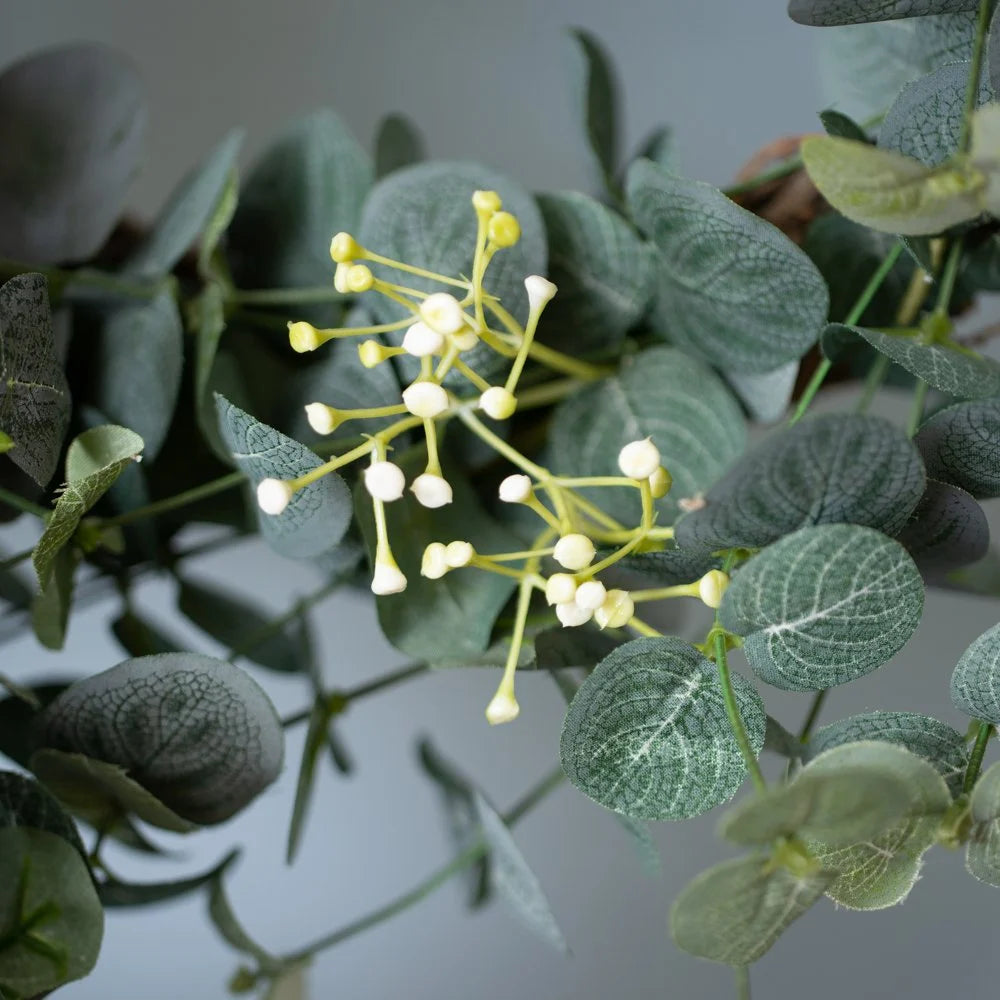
(286, 702), (329, 866)
(0, 828), (104, 996)
(473, 791), (567, 952)
(631, 125), (677, 174)
(627, 159), (829, 373)
(614, 815), (662, 876)
(568, 28), (622, 194)
(207, 875), (283, 975)
(30, 547), (79, 652)
(789, 0), (980, 27)
(37, 653), (284, 824)
(670, 855), (831, 966)
(800, 134), (983, 236)
(374, 113), (425, 178)
(915, 396), (1000, 497)
(952, 621), (1000, 723)
(967, 759), (1000, 885)
(675, 413), (926, 551)
(125, 129), (244, 277)
(549, 346), (746, 526)
(215, 394), (352, 561)
(111, 609), (184, 658)
(720, 524), (924, 692)
(99, 849), (239, 908)
(723, 362), (799, 424)
(819, 109), (870, 141)
(0, 274), (71, 486)
(895, 478), (989, 573)
(32, 426), (143, 589)
(560, 637), (766, 820)
(0, 44), (146, 262)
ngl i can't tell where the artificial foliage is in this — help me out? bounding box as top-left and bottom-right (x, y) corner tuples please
(5, 2), (1000, 997)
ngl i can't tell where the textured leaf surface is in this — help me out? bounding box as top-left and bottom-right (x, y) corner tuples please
(560, 637), (766, 820)
(895, 478), (989, 572)
(0, 44), (145, 262)
(0, 828), (104, 996)
(790, 0), (980, 26)
(33, 426), (143, 589)
(216, 394), (352, 561)
(125, 129), (243, 276)
(809, 711), (968, 795)
(627, 160), (828, 373)
(915, 396), (1000, 497)
(358, 161), (546, 387)
(536, 191), (655, 357)
(0, 274), (70, 485)
(474, 791), (567, 952)
(38, 653), (284, 824)
(670, 855), (831, 966)
(0, 771), (85, 858)
(30, 548), (78, 650)
(569, 28), (621, 193)
(549, 346), (746, 525)
(724, 362), (799, 424)
(675, 413), (925, 551)
(374, 113), (425, 178)
(952, 621), (1000, 722)
(967, 759), (1000, 885)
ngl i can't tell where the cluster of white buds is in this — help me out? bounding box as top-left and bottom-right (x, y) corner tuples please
(544, 568), (636, 631)
(421, 540), (475, 579)
(357, 459), (454, 510)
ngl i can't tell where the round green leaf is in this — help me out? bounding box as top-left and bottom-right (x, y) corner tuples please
(374, 113), (425, 178)
(38, 653), (284, 825)
(0, 44), (146, 262)
(549, 346), (746, 525)
(676, 413), (926, 551)
(967, 759), (1000, 885)
(560, 637), (766, 820)
(720, 524), (924, 691)
(626, 158), (829, 373)
(895, 478), (989, 573)
(358, 160), (546, 387)
(915, 396), (1000, 498)
(0, 827), (104, 996)
(670, 855), (831, 966)
(952, 622), (1000, 722)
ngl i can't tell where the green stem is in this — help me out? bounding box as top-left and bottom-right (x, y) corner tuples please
(0, 259), (165, 302)
(715, 631), (766, 793)
(963, 722), (993, 794)
(906, 379), (929, 438)
(958, 0), (993, 153)
(735, 965), (752, 1000)
(788, 359), (831, 427)
(0, 487), (49, 519)
(798, 690), (828, 743)
(723, 157), (802, 198)
(0, 547), (34, 572)
(100, 471), (244, 528)
(230, 287), (346, 306)
(935, 238), (965, 315)
(856, 354), (890, 414)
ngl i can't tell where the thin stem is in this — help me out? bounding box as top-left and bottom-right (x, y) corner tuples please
(724, 157), (802, 197)
(856, 354), (890, 414)
(906, 379), (929, 438)
(964, 722), (993, 794)
(788, 359), (831, 427)
(0, 258), (164, 302)
(797, 690), (828, 743)
(456, 407), (548, 480)
(715, 630), (766, 793)
(0, 487), (48, 519)
(230, 287), (346, 306)
(0, 547), (34, 572)
(958, 0), (993, 153)
(343, 662), (429, 703)
(735, 966), (752, 1000)
(935, 238), (965, 315)
(100, 471), (245, 528)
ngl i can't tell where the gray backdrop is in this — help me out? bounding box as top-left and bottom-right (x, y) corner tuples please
(2, 2), (999, 998)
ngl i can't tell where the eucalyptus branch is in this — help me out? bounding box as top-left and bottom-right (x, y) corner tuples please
(100, 471), (245, 529)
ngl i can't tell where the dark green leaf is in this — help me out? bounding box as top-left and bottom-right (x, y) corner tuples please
(533, 626), (623, 672)
(375, 113), (425, 178)
(568, 28), (621, 194)
(631, 126), (677, 174)
(0, 274), (71, 485)
(111, 609), (184, 658)
(675, 413), (926, 551)
(38, 653), (284, 824)
(0, 683), (70, 769)
(627, 159), (829, 372)
(207, 874), (283, 975)
(0, 771), (85, 859)
(952, 622), (1000, 722)
(560, 637), (766, 820)
(31, 547), (79, 651)
(286, 702), (328, 866)
(100, 849), (239, 908)
(0, 44), (146, 262)
(915, 396), (1000, 497)
(819, 109), (869, 141)
(790, 0), (980, 27)
(896, 478), (989, 572)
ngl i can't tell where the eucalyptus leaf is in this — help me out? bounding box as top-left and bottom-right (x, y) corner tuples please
(723, 362), (799, 424)
(38, 653), (284, 824)
(286, 702), (329, 866)
(915, 396), (1000, 497)
(627, 159), (829, 373)
(819, 108), (870, 141)
(111, 609), (184, 658)
(967, 759), (1000, 885)
(194, 282), (229, 458)
(560, 637), (766, 820)
(675, 413), (926, 551)
(789, 0), (980, 27)
(896, 478), (989, 572)
(548, 346), (746, 525)
(568, 28), (621, 195)
(952, 621), (1000, 722)
(375, 113), (425, 178)
(0, 771), (85, 859)
(215, 394), (352, 561)
(100, 849), (239, 908)
(631, 125), (677, 174)
(32, 425), (144, 589)
(719, 524), (924, 692)
(31, 547), (79, 651)
(207, 875), (283, 975)
(0, 273), (71, 486)
(614, 815), (662, 876)
(0, 828), (104, 996)
(0, 44), (146, 262)
(358, 160), (547, 386)
(533, 626), (623, 672)
(670, 855), (831, 966)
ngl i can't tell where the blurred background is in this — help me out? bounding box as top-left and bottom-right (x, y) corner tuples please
(3, 2), (1000, 998)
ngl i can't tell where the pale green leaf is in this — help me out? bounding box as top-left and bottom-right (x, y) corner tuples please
(952, 621), (1000, 722)
(627, 159), (829, 372)
(790, 0), (980, 27)
(967, 759), (1000, 885)
(670, 855), (831, 966)
(33, 425), (143, 589)
(895, 478), (989, 572)
(560, 637), (766, 820)
(548, 346), (746, 525)
(0, 274), (71, 485)
(374, 113), (425, 178)
(723, 362), (799, 424)
(916, 395), (1000, 497)
(568, 28), (621, 194)
(198, 169), (239, 277)
(215, 394), (352, 561)
(0, 45), (145, 262)
(615, 815), (662, 876)
(38, 653), (284, 824)
(30, 546), (78, 651)
(719, 524), (924, 692)
(675, 413), (925, 551)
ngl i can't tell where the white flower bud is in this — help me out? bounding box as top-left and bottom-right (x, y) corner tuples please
(333, 262), (353, 294)
(411, 473), (453, 508)
(498, 474), (533, 503)
(402, 381), (449, 418)
(364, 461), (406, 502)
(420, 293), (466, 335)
(371, 561), (407, 595)
(486, 689), (520, 725)
(304, 403), (338, 435)
(451, 328), (479, 351)
(553, 533), (595, 571)
(256, 478), (293, 516)
(479, 386), (517, 420)
(421, 542), (449, 579)
(524, 274), (557, 313)
(618, 438), (662, 480)
(288, 321), (322, 353)
(575, 580), (607, 611)
(402, 321), (445, 357)
(698, 570), (730, 609)
(330, 232), (363, 263)
(594, 590), (634, 629)
(445, 540), (475, 568)
(649, 466), (672, 499)
(556, 601), (593, 628)
(545, 573), (578, 606)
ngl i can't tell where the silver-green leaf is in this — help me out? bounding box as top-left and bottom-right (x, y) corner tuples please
(790, 0), (980, 27)
(952, 621), (1000, 722)
(895, 478), (989, 573)
(915, 396), (1000, 497)
(967, 759), (1000, 885)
